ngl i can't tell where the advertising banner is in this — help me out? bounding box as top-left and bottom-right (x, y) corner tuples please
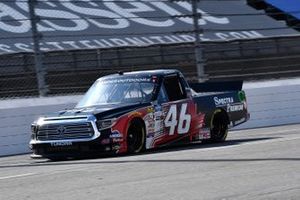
(0, 0), (299, 54)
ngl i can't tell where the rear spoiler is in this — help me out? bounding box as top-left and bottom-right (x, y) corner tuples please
(189, 81), (243, 93)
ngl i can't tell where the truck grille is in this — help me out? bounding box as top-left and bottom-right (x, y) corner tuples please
(37, 122), (94, 141)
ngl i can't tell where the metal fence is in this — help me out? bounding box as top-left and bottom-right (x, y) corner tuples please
(1, 0), (300, 99)
(1, 35), (300, 99)
(0, 37), (300, 98)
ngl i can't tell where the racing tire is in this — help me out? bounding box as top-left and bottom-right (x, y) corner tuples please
(127, 119), (146, 154)
(209, 109), (228, 143)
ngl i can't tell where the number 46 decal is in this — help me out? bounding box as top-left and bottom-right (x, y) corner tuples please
(164, 103), (191, 135)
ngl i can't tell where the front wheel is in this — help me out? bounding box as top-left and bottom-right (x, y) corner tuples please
(210, 109), (229, 143)
(127, 119), (146, 153)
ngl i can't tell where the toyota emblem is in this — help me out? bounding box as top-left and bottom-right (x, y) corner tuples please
(57, 125), (66, 135)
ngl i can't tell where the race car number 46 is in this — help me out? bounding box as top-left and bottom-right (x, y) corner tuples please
(164, 103), (191, 135)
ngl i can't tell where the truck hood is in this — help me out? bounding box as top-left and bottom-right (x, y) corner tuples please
(44, 102), (151, 120)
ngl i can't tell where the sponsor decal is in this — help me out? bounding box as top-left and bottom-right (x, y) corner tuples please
(110, 130), (123, 138)
(144, 113), (156, 137)
(147, 132), (155, 138)
(100, 78), (151, 84)
(144, 113), (155, 123)
(112, 145), (121, 151)
(214, 96), (234, 106)
(154, 110), (163, 120)
(155, 115), (163, 120)
(101, 138), (110, 145)
(50, 141), (72, 147)
(147, 122), (155, 129)
(227, 103), (244, 112)
(198, 128), (211, 140)
(112, 138), (124, 143)
(147, 107), (155, 113)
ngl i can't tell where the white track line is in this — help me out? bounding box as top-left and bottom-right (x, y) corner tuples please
(231, 128), (300, 135)
(199, 136), (300, 152)
(0, 173), (35, 180)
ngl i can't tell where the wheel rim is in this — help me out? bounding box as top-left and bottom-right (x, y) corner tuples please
(127, 124), (145, 153)
(211, 111), (228, 140)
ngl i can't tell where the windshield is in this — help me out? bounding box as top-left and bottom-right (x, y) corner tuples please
(76, 77), (155, 108)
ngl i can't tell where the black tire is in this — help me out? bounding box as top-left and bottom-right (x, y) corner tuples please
(210, 109), (228, 143)
(127, 119), (146, 153)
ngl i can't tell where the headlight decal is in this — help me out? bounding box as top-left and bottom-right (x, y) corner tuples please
(96, 118), (117, 130)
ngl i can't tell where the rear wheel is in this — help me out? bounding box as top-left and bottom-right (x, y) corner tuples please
(127, 119), (146, 153)
(210, 109), (228, 142)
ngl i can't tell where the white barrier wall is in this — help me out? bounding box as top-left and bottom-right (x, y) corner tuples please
(0, 96), (81, 157)
(236, 78), (300, 129)
(1, 79), (300, 156)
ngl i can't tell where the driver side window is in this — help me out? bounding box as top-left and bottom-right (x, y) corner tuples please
(163, 75), (187, 101)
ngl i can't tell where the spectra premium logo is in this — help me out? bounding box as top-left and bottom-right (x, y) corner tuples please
(214, 97), (234, 106)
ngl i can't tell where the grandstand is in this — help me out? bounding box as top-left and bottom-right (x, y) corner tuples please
(1, 0), (300, 98)
(247, 0), (300, 28)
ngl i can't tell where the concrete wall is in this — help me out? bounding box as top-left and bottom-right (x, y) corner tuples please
(1, 78), (300, 156)
(0, 96), (81, 157)
(237, 78), (300, 129)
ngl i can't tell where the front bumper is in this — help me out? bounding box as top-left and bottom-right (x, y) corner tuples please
(30, 115), (122, 158)
(30, 135), (116, 158)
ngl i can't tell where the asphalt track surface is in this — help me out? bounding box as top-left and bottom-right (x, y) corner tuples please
(0, 124), (300, 200)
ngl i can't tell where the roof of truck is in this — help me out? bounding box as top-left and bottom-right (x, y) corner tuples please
(98, 69), (180, 80)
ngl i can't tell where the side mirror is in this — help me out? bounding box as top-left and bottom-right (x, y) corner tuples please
(186, 88), (193, 98)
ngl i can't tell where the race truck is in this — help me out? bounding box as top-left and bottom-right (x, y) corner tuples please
(30, 69), (250, 159)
